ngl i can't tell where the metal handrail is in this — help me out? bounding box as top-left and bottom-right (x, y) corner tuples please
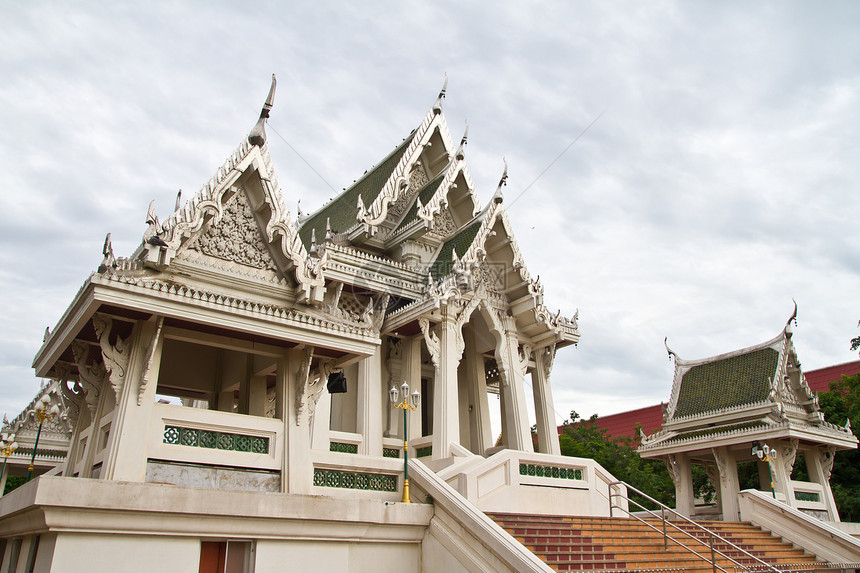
(608, 480), (781, 573)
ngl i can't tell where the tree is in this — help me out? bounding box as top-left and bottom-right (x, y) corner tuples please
(559, 411), (713, 511)
(817, 369), (860, 521)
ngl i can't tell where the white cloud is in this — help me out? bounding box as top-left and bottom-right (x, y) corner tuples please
(1, 1), (858, 423)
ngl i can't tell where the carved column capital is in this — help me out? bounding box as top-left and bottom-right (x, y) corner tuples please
(418, 317), (440, 372)
(294, 346), (315, 425)
(93, 313), (131, 397)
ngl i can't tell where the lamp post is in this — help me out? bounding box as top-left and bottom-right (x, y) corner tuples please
(26, 395), (60, 481)
(0, 433), (18, 496)
(390, 381), (420, 503)
(751, 441), (778, 499)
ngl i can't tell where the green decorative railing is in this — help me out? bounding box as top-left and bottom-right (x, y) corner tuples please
(416, 446), (432, 458)
(329, 441), (358, 454)
(519, 463), (583, 480)
(163, 425), (269, 454)
(383, 447), (400, 459)
(794, 491), (821, 502)
(313, 468), (397, 492)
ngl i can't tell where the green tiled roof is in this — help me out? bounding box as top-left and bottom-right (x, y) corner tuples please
(674, 347), (779, 418)
(393, 171), (446, 233)
(671, 421), (767, 442)
(430, 219), (482, 280)
(299, 133), (415, 248)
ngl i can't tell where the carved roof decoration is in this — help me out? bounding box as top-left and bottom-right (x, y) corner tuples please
(299, 78), (456, 249)
(379, 167), (579, 347)
(35, 77), (582, 401)
(2, 380), (73, 451)
(123, 80), (325, 305)
(639, 305), (858, 455)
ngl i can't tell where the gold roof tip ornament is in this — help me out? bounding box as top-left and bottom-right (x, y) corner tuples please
(248, 74), (277, 147)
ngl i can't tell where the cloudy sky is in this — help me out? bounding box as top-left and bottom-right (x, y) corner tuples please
(2, 2), (859, 426)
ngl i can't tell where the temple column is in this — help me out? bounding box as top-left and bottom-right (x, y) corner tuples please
(357, 347), (383, 457)
(668, 453), (695, 518)
(462, 329), (492, 455)
(713, 447), (741, 521)
(432, 313), (461, 459)
(808, 446), (840, 521)
(498, 315), (532, 452)
(310, 385), (331, 451)
(281, 347), (312, 494)
(103, 317), (165, 482)
(772, 439), (797, 507)
(247, 375), (268, 417)
(403, 336), (423, 440)
(532, 345), (560, 456)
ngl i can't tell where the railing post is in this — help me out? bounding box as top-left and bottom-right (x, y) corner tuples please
(609, 487), (613, 517)
(662, 507), (667, 551)
(710, 535), (716, 573)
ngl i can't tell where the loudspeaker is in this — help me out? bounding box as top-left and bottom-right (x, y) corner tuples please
(327, 371), (347, 394)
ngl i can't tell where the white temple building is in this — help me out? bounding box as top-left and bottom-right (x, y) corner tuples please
(638, 310), (857, 523)
(0, 78), (614, 572)
(2, 78), (858, 573)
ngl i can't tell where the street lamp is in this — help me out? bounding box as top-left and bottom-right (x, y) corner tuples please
(0, 433), (18, 495)
(751, 441), (778, 499)
(26, 394), (60, 481)
(390, 381), (420, 503)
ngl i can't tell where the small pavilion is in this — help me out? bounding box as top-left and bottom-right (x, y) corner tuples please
(639, 307), (858, 522)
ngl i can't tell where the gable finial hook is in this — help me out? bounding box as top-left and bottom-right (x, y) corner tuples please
(455, 120), (468, 161)
(785, 299), (798, 333)
(433, 73), (448, 114)
(248, 74), (277, 147)
(664, 337), (677, 361)
(492, 158), (508, 204)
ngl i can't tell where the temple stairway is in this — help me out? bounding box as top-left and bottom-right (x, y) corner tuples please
(488, 513), (821, 572)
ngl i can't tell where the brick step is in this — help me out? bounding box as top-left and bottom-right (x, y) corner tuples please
(488, 513), (817, 573)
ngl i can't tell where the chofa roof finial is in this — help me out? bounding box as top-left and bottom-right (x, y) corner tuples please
(664, 337), (677, 361)
(785, 299), (798, 335)
(433, 73), (448, 115)
(248, 74), (277, 147)
(455, 121), (468, 160)
(492, 157), (508, 204)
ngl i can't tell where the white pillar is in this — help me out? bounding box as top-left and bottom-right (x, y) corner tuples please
(281, 348), (312, 494)
(310, 388), (331, 451)
(463, 329), (492, 455)
(499, 316), (533, 452)
(668, 453), (695, 518)
(357, 348), (383, 457)
(771, 439), (796, 508)
(713, 447), (741, 521)
(103, 317), (165, 482)
(532, 345), (560, 456)
(432, 313), (462, 459)
(808, 446), (840, 521)
(403, 336), (423, 440)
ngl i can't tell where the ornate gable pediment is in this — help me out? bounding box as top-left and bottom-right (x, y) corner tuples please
(183, 189), (279, 273)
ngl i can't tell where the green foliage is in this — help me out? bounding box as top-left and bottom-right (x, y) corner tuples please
(559, 412), (713, 511)
(3, 476), (26, 495)
(818, 370), (860, 521)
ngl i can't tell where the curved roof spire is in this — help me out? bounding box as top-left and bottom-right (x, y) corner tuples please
(248, 74), (277, 147)
(664, 336), (677, 360)
(492, 157), (508, 204)
(432, 73), (448, 115)
(455, 121), (468, 160)
(785, 299), (798, 334)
